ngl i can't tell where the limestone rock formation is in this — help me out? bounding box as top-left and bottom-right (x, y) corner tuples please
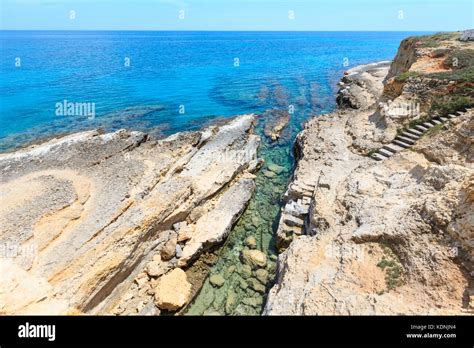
(263, 109), (291, 141)
(266, 32), (473, 315)
(0, 114), (260, 315)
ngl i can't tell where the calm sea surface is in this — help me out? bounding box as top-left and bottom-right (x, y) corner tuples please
(0, 30), (428, 314)
(0, 31), (426, 151)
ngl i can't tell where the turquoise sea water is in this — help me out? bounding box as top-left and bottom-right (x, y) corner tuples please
(0, 30), (426, 315)
(0, 31), (425, 151)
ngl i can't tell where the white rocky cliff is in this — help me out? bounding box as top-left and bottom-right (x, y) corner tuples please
(265, 32), (473, 315)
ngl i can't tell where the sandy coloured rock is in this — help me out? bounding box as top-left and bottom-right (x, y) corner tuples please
(0, 114), (261, 315)
(266, 33), (473, 315)
(241, 249), (267, 269)
(154, 269), (192, 311)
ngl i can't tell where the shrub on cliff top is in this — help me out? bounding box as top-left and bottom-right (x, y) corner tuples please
(429, 66), (474, 82)
(442, 49), (474, 70)
(430, 95), (474, 116)
(418, 32), (460, 47)
(395, 71), (419, 82)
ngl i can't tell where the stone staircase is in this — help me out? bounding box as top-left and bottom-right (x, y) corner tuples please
(277, 171), (331, 248)
(280, 181), (314, 236)
(276, 180), (316, 249)
(371, 108), (473, 161)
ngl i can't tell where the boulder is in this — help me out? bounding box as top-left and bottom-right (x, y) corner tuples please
(244, 236), (257, 249)
(241, 249), (267, 269)
(160, 233), (178, 261)
(209, 274), (225, 288)
(255, 269), (269, 284)
(146, 260), (170, 278)
(154, 269), (192, 311)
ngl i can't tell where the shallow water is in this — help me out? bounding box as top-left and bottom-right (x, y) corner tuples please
(185, 120), (295, 315)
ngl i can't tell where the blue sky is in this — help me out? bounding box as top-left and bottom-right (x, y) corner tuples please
(1, 0), (473, 31)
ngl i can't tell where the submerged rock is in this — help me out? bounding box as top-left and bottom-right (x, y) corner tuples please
(240, 264), (253, 279)
(244, 236), (257, 249)
(267, 163), (286, 175)
(225, 290), (237, 314)
(248, 278), (266, 294)
(242, 296), (263, 308)
(263, 109), (291, 141)
(262, 170), (276, 178)
(225, 265), (236, 277)
(255, 269), (269, 284)
(209, 274), (225, 288)
(241, 249), (267, 269)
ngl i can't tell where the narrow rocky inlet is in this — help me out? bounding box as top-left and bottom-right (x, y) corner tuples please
(185, 119), (294, 315)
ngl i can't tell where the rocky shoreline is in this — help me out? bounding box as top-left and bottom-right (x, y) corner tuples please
(265, 32), (473, 315)
(0, 114), (263, 314)
(1, 31), (473, 317)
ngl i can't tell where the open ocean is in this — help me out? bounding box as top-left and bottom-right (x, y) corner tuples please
(0, 31), (428, 151)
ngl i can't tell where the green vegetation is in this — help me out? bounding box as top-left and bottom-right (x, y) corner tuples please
(445, 49), (474, 70)
(407, 115), (429, 129)
(377, 245), (404, 291)
(418, 32), (460, 48)
(429, 50), (474, 82)
(395, 71), (419, 82)
(429, 66), (474, 82)
(367, 148), (380, 157)
(430, 94), (474, 117)
(424, 123), (445, 137)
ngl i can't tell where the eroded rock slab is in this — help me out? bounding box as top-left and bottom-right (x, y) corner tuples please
(0, 114), (261, 315)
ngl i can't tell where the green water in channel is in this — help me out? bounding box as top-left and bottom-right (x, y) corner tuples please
(184, 116), (301, 315)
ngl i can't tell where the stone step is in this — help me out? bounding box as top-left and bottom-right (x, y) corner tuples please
(396, 136), (416, 144)
(392, 140), (411, 149)
(378, 148), (394, 157)
(382, 144), (405, 153)
(284, 201), (310, 217)
(281, 222), (303, 236)
(283, 214), (305, 228)
(447, 114), (457, 118)
(406, 128), (423, 136)
(301, 180), (317, 189)
(423, 122), (435, 128)
(291, 184), (313, 197)
(431, 119), (442, 125)
(299, 182), (316, 192)
(372, 153), (389, 161)
(401, 132), (420, 140)
(439, 117), (448, 122)
(293, 182), (314, 191)
(415, 125), (428, 132)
